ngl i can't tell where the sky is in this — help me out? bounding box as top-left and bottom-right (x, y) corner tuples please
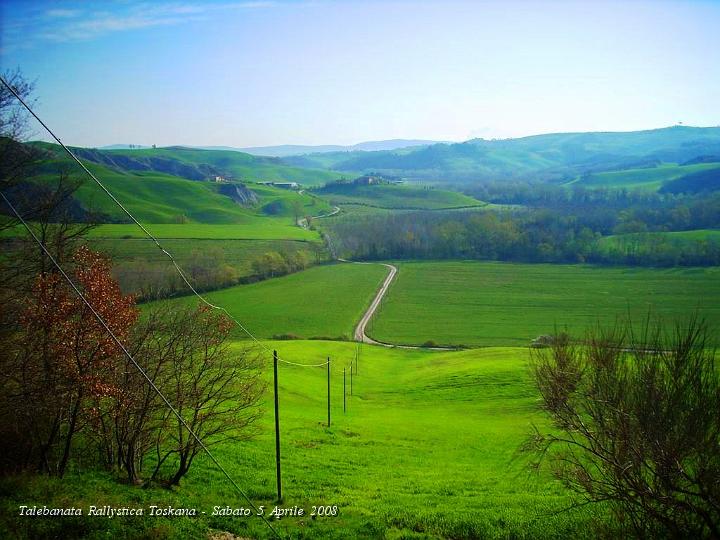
(1, 0), (719, 148)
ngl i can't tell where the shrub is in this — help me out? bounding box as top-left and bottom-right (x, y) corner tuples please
(527, 317), (720, 538)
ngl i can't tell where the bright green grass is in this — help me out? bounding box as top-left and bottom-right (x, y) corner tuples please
(104, 147), (344, 186)
(0, 341), (600, 539)
(87, 223), (319, 241)
(29, 154), (332, 224)
(152, 263), (388, 340)
(370, 261), (720, 347)
(317, 184), (486, 210)
(69, 164), (256, 224)
(250, 183), (332, 218)
(568, 162), (720, 190)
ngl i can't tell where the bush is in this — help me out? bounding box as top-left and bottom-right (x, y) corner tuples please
(272, 333), (303, 340)
(527, 317), (720, 538)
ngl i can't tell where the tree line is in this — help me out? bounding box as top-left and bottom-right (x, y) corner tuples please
(325, 189), (720, 266)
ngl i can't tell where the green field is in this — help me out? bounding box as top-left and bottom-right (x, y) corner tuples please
(87, 223), (319, 241)
(567, 162), (720, 190)
(316, 183), (486, 210)
(154, 263), (388, 340)
(0, 341), (599, 539)
(369, 261), (720, 347)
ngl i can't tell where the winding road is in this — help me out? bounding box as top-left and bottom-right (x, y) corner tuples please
(298, 195), (452, 349)
(344, 260), (455, 350)
(351, 262), (397, 345)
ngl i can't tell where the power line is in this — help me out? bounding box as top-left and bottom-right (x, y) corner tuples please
(0, 75), (327, 369)
(0, 189), (282, 539)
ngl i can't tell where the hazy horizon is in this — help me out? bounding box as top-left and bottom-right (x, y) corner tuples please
(2, 0), (719, 148)
(35, 124), (720, 152)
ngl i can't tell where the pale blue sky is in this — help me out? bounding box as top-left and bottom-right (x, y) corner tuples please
(1, 0), (719, 147)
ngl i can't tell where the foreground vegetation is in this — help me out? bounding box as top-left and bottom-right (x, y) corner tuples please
(0, 341), (603, 539)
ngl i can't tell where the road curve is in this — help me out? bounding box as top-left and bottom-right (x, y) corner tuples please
(297, 205), (340, 228)
(351, 262), (397, 344)
(342, 260), (455, 350)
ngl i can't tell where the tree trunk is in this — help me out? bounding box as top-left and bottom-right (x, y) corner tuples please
(58, 391), (82, 477)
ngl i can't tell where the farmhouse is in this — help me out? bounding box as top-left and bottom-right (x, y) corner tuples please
(354, 175), (379, 185)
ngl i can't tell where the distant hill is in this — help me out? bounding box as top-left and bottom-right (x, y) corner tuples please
(59, 145), (344, 186)
(99, 144), (151, 150)
(18, 142), (333, 224)
(236, 139), (447, 157)
(281, 126), (720, 186)
(660, 168), (720, 194)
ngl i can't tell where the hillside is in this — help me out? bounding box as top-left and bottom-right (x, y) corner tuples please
(237, 139), (446, 157)
(569, 161), (720, 190)
(34, 142), (343, 187)
(315, 181), (486, 210)
(17, 143), (331, 225)
(283, 126), (720, 185)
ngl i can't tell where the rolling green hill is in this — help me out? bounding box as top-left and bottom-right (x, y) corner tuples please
(71, 145), (343, 186)
(315, 182), (486, 210)
(19, 144), (332, 226)
(568, 161), (720, 190)
(283, 126), (720, 184)
(0, 341), (599, 539)
(660, 166), (720, 194)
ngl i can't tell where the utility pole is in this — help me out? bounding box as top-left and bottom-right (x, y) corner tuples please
(273, 350), (282, 502)
(326, 357), (331, 427)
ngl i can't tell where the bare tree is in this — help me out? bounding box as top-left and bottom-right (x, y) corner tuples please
(527, 317), (720, 538)
(0, 67), (36, 142)
(151, 305), (265, 486)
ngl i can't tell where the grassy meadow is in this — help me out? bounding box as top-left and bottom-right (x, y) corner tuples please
(0, 341), (601, 540)
(369, 261), (720, 347)
(153, 263), (388, 340)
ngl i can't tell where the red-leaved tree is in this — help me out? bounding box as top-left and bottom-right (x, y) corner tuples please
(17, 246), (138, 475)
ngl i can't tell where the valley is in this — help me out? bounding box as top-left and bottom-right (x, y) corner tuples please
(2, 126), (720, 540)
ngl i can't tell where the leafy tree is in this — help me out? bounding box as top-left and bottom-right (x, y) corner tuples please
(2, 247), (138, 475)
